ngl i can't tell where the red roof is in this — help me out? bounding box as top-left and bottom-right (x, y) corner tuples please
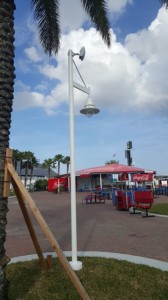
(76, 164), (150, 176)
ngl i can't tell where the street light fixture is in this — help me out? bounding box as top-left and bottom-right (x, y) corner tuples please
(68, 47), (100, 270)
(80, 87), (100, 117)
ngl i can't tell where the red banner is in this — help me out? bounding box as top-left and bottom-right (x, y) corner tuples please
(132, 173), (153, 182)
(48, 177), (68, 192)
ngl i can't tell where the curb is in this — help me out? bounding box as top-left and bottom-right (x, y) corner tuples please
(9, 251), (168, 272)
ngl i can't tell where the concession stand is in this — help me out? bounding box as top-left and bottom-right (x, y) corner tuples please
(76, 163), (153, 191)
(76, 164), (155, 210)
(48, 164), (155, 205)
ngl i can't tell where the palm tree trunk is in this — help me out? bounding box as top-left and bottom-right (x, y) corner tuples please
(24, 162), (28, 187)
(30, 167), (33, 186)
(48, 167), (51, 179)
(58, 162), (60, 175)
(0, 0), (15, 298)
(20, 159), (22, 177)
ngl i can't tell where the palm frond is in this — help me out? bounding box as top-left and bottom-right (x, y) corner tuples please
(160, 0), (168, 8)
(31, 0), (60, 55)
(81, 0), (111, 47)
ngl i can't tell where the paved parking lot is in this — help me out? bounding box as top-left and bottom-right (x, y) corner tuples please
(6, 191), (168, 263)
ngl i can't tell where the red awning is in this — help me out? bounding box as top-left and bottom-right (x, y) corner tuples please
(76, 164), (151, 176)
(79, 174), (90, 178)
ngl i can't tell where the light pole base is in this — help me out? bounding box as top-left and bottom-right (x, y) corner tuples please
(69, 260), (83, 271)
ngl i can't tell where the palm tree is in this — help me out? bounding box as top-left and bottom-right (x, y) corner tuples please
(12, 149), (22, 170)
(0, 1), (16, 296)
(53, 154), (64, 175)
(105, 160), (119, 165)
(21, 151), (35, 187)
(62, 156), (70, 174)
(161, 0), (168, 7)
(0, 0), (112, 297)
(29, 156), (39, 187)
(41, 158), (55, 179)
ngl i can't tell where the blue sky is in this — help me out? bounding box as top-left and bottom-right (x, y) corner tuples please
(11, 0), (168, 175)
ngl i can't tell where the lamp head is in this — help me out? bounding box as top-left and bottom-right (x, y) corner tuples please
(80, 95), (100, 117)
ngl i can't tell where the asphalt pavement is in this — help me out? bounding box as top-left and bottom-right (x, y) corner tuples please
(6, 191), (168, 264)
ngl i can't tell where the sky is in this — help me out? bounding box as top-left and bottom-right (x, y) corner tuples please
(11, 0), (168, 175)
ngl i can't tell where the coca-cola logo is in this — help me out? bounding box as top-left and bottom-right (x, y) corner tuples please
(132, 174), (153, 182)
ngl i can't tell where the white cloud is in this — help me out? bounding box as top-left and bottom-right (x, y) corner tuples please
(24, 46), (43, 62)
(15, 0), (133, 72)
(14, 7), (168, 116)
(14, 80), (31, 92)
(109, 0), (133, 13)
(125, 7), (168, 60)
(14, 90), (63, 116)
(34, 81), (48, 92)
(125, 7), (168, 114)
(59, 0), (132, 32)
(12, 2), (168, 176)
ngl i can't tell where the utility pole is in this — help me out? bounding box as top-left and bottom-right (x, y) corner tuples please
(125, 141), (132, 166)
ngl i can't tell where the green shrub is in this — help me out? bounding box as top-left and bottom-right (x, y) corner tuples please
(34, 179), (48, 191)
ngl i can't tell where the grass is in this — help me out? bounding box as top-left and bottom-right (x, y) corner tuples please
(149, 203), (168, 215)
(7, 257), (168, 300)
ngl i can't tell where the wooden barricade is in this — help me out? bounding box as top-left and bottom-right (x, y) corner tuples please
(4, 148), (90, 300)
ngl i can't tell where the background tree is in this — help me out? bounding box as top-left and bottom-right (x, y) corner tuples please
(12, 149), (24, 181)
(21, 151), (36, 187)
(29, 156), (39, 186)
(53, 154), (64, 176)
(105, 160), (119, 165)
(62, 156), (70, 174)
(41, 158), (55, 179)
(12, 149), (22, 170)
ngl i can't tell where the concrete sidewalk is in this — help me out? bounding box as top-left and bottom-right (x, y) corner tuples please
(6, 191), (168, 265)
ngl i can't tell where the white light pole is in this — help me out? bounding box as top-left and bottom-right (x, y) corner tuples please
(68, 47), (99, 270)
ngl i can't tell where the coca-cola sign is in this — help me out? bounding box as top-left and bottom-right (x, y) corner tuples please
(132, 173), (153, 182)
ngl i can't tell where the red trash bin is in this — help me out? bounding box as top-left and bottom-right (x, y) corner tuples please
(116, 191), (129, 210)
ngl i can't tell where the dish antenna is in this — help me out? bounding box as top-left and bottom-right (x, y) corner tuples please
(79, 46), (85, 61)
